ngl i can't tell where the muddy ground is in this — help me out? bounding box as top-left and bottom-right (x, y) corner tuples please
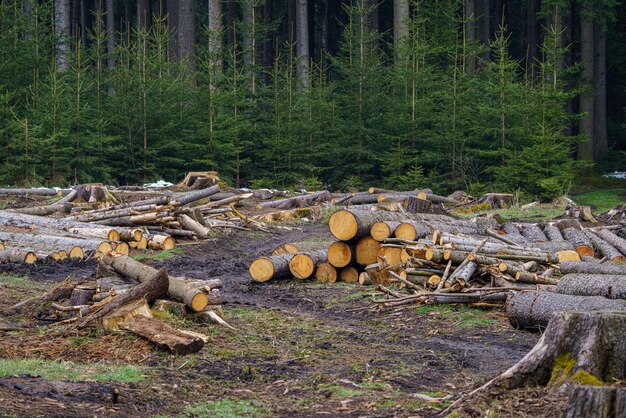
(0, 221), (568, 417)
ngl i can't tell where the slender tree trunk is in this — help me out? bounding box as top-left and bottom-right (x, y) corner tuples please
(240, 0), (256, 92)
(478, 0), (490, 61)
(178, 0), (195, 72)
(208, 0), (223, 71)
(262, 0), (273, 82)
(106, 0), (115, 70)
(393, 0), (408, 55)
(226, 0), (236, 47)
(80, 0), (87, 45)
(55, 0), (70, 72)
(593, 23), (607, 160)
(167, 0), (179, 59)
(321, 0), (329, 56)
(577, 11), (594, 161)
(464, 0), (476, 73)
(526, 0), (540, 77)
(296, 0), (309, 90)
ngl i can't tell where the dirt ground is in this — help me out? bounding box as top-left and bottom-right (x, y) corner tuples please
(0, 221), (569, 417)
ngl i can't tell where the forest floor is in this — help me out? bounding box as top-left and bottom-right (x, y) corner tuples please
(0, 221), (573, 418)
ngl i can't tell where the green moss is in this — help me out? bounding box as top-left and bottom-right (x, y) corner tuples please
(184, 399), (264, 418)
(549, 353), (603, 386)
(321, 384), (364, 398)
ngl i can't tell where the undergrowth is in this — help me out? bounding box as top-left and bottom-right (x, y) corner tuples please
(0, 359), (144, 383)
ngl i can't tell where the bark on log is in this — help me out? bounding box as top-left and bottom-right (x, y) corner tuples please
(502, 223), (528, 244)
(543, 225), (564, 241)
(102, 254), (209, 311)
(170, 185), (221, 206)
(555, 219), (583, 231)
(69, 284), (97, 306)
(118, 310), (204, 354)
(271, 240), (333, 256)
(506, 291), (626, 331)
(146, 234), (176, 250)
(557, 274), (626, 299)
(77, 268), (169, 329)
(0, 211), (121, 238)
(327, 241), (354, 268)
(564, 386), (626, 418)
(252, 189), (273, 200)
(584, 230), (626, 261)
(186, 193), (252, 213)
(0, 231), (113, 255)
(67, 204), (161, 222)
(328, 208), (453, 241)
(6, 277), (77, 315)
(179, 214), (210, 239)
(315, 263), (337, 284)
(394, 221), (433, 242)
(533, 240), (575, 253)
(0, 188), (71, 196)
(289, 250), (327, 279)
(563, 228), (595, 257)
(249, 253), (296, 282)
(560, 260), (626, 275)
(416, 192), (459, 205)
(257, 190), (331, 210)
(405, 197), (432, 214)
(520, 224), (547, 242)
(344, 193), (381, 205)
(0, 249), (37, 264)
(595, 229), (626, 257)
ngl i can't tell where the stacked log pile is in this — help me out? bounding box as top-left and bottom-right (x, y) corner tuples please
(249, 204), (626, 332)
(2, 252), (228, 355)
(0, 181), (264, 264)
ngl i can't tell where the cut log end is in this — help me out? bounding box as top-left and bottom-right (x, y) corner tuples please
(395, 224), (417, 241)
(575, 245), (595, 258)
(355, 236), (381, 266)
(557, 250), (581, 262)
(327, 241), (353, 268)
(340, 267), (359, 283)
(328, 210), (358, 241)
(189, 292), (209, 313)
(249, 258), (275, 282)
(315, 263), (337, 284)
(289, 253), (316, 279)
(370, 222), (392, 242)
(69, 246), (84, 259)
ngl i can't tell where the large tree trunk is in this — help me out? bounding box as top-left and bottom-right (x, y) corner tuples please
(167, 0), (179, 59)
(55, 0), (70, 72)
(208, 0), (223, 70)
(393, 0), (408, 52)
(178, 0), (195, 72)
(296, 0), (309, 90)
(560, 260), (626, 275)
(564, 386), (626, 418)
(593, 23), (608, 160)
(506, 291), (626, 331)
(557, 274), (626, 299)
(577, 11), (594, 161)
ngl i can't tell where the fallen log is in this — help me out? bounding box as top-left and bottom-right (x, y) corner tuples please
(583, 230), (626, 261)
(257, 190), (331, 210)
(9, 190), (77, 216)
(505, 291), (626, 331)
(6, 276), (78, 315)
(186, 193), (252, 213)
(394, 221), (433, 242)
(179, 214), (210, 239)
(327, 242), (354, 268)
(145, 234), (176, 251)
(340, 267), (359, 283)
(556, 273), (626, 299)
(370, 221), (402, 241)
(77, 267), (169, 329)
(170, 185), (221, 207)
(595, 229), (626, 257)
(520, 224), (547, 242)
(416, 192), (458, 205)
(0, 188), (71, 196)
(501, 223), (528, 244)
(328, 209), (453, 241)
(289, 250), (327, 279)
(271, 240), (333, 256)
(102, 253), (209, 312)
(249, 253), (296, 282)
(543, 225), (564, 241)
(0, 248), (37, 264)
(560, 260), (626, 275)
(562, 227), (595, 257)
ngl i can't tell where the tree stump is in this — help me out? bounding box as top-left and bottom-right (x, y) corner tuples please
(563, 386), (626, 418)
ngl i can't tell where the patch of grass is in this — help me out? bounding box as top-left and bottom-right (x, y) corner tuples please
(183, 399), (263, 418)
(0, 359), (144, 383)
(574, 189), (626, 213)
(361, 381), (390, 391)
(320, 205), (341, 225)
(454, 206), (563, 221)
(415, 305), (496, 329)
(322, 384), (364, 398)
(131, 247), (183, 261)
(0, 274), (34, 288)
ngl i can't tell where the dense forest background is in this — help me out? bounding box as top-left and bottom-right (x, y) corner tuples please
(0, 0), (624, 199)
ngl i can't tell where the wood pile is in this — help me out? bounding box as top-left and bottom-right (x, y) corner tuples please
(2, 253), (228, 355)
(0, 179), (265, 264)
(249, 204), (626, 332)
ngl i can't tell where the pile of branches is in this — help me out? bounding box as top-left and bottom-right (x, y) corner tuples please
(2, 252), (228, 355)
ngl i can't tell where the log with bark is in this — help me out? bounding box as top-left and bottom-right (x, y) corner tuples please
(257, 190), (331, 210)
(560, 260), (626, 275)
(289, 250), (327, 279)
(556, 273), (626, 299)
(328, 208), (453, 241)
(505, 291), (626, 331)
(583, 229), (626, 261)
(0, 248), (37, 264)
(271, 240), (333, 256)
(562, 227), (595, 257)
(595, 229), (626, 257)
(101, 253), (211, 311)
(170, 184), (221, 206)
(6, 276), (78, 315)
(520, 223), (547, 242)
(563, 386), (626, 418)
(249, 253), (296, 282)
(543, 224), (564, 241)
(0, 188), (71, 196)
(370, 221), (402, 241)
